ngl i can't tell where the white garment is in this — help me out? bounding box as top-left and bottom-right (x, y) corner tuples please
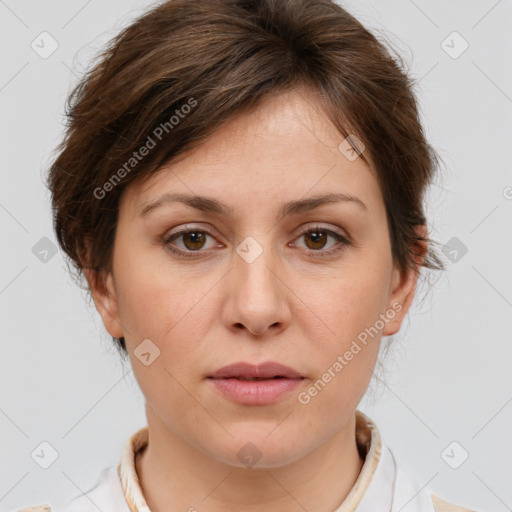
(14, 411), (475, 512)
(61, 446), (436, 512)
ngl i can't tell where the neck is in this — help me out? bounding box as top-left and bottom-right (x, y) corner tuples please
(135, 406), (365, 512)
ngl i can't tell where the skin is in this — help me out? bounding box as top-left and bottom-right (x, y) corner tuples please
(85, 86), (426, 512)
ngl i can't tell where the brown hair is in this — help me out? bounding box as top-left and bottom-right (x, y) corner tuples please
(46, 0), (445, 355)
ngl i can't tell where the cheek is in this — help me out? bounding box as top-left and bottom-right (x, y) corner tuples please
(294, 255), (391, 396)
(114, 255), (221, 405)
(113, 240), (208, 340)
(302, 259), (391, 344)
(297, 285), (383, 417)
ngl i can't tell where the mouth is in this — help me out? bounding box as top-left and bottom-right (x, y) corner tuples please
(207, 361), (305, 380)
(206, 361), (305, 405)
(210, 376), (303, 381)
(207, 375), (304, 405)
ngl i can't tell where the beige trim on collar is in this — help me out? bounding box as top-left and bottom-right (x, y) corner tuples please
(15, 507), (52, 512)
(118, 425), (150, 512)
(431, 494), (476, 512)
(333, 410), (383, 511)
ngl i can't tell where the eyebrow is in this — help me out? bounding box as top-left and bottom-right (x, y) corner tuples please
(139, 191), (367, 218)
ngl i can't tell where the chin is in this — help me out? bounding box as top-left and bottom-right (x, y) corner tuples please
(208, 432), (311, 470)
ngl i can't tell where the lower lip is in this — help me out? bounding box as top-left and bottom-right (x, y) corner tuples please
(208, 377), (304, 405)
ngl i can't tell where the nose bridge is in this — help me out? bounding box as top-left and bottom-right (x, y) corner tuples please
(234, 232), (279, 295)
(226, 231), (288, 334)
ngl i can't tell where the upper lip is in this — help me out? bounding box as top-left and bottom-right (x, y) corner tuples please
(208, 361), (304, 379)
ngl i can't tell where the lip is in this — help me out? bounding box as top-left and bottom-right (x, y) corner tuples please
(207, 361), (305, 405)
(208, 361), (304, 379)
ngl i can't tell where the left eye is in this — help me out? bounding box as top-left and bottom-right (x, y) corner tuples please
(293, 227), (350, 254)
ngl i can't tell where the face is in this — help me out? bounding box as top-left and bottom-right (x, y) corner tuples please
(88, 87), (422, 468)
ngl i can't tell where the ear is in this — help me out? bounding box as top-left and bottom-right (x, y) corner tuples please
(80, 241), (124, 339)
(382, 225), (428, 337)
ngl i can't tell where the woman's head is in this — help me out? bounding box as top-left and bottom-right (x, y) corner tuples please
(46, 0), (443, 467)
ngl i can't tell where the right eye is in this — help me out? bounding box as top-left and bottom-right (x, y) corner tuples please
(163, 228), (220, 258)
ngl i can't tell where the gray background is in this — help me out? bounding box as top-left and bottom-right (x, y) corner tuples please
(1, 0), (511, 510)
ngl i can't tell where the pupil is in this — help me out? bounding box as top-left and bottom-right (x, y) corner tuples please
(185, 232), (204, 250)
(307, 231), (326, 249)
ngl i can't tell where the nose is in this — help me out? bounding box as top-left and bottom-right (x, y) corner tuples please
(223, 237), (291, 337)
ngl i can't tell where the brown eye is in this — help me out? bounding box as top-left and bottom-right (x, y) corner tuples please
(163, 225), (351, 260)
(181, 231), (207, 251)
(163, 228), (218, 258)
(294, 225), (351, 258)
(303, 230), (329, 250)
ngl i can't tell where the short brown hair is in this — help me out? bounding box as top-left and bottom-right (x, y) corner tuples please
(46, 0), (445, 355)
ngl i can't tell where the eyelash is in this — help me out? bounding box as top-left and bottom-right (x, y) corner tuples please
(162, 225), (352, 259)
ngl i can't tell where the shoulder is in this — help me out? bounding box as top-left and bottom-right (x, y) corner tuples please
(12, 465), (130, 512)
(389, 446), (481, 512)
(354, 413), (482, 512)
(65, 464), (131, 511)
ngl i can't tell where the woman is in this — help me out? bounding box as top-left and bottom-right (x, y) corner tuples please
(18, 0), (478, 510)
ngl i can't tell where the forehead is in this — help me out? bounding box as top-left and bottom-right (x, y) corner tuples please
(120, 87), (382, 220)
